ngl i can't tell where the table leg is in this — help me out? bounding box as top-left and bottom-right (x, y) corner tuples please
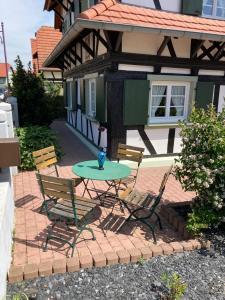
(82, 179), (93, 199)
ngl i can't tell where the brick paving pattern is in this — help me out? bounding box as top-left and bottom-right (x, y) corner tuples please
(12, 121), (195, 271)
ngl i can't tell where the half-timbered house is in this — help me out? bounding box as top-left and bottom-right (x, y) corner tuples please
(43, 0), (225, 160)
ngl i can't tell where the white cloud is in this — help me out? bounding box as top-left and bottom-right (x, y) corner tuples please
(0, 0), (54, 68)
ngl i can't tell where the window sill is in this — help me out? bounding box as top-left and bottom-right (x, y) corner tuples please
(86, 115), (98, 123)
(145, 122), (192, 129)
(65, 106), (76, 112)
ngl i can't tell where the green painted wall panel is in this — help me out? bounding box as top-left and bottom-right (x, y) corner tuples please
(80, 79), (86, 113)
(96, 77), (106, 123)
(182, 0), (203, 16)
(124, 80), (149, 126)
(71, 81), (77, 111)
(195, 82), (214, 109)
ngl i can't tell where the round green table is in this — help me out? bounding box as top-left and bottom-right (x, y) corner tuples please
(72, 160), (131, 200)
(72, 160), (131, 181)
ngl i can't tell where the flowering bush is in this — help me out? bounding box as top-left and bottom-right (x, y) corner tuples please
(175, 105), (225, 234)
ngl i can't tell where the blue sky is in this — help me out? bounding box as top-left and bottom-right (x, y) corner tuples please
(0, 0), (54, 68)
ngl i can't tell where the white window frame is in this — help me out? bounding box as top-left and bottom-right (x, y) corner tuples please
(202, 0), (225, 19)
(87, 78), (96, 118)
(148, 81), (190, 124)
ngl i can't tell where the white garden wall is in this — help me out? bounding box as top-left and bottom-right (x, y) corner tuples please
(0, 102), (15, 300)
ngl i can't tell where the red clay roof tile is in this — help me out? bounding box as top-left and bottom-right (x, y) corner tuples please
(79, 0), (225, 36)
(31, 26), (62, 73)
(0, 63), (11, 78)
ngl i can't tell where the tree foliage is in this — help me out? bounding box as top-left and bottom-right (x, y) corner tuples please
(175, 105), (225, 234)
(11, 56), (64, 126)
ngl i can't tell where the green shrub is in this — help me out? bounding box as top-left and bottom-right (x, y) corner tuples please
(175, 105), (225, 235)
(161, 272), (187, 300)
(16, 126), (62, 170)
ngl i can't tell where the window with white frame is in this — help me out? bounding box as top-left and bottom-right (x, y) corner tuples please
(87, 78), (96, 118)
(149, 82), (190, 123)
(203, 0), (225, 18)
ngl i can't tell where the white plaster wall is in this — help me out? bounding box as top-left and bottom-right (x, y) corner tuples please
(126, 130), (150, 155)
(173, 128), (183, 153)
(122, 33), (191, 58)
(0, 169), (14, 300)
(127, 127), (181, 155)
(218, 85), (225, 112)
(145, 128), (169, 154)
(122, 0), (181, 12)
(0, 106), (15, 299)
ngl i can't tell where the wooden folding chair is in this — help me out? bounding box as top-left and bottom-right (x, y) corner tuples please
(33, 146), (82, 212)
(36, 174), (98, 257)
(116, 143), (145, 189)
(32, 146), (59, 177)
(119, 165), (173, 243)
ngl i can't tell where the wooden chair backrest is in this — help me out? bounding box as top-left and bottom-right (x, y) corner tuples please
(159, 165), (173, 194)
(117, 144), (144, 164)
(36, 173), (75, 201)
(33, 146), (57, 171)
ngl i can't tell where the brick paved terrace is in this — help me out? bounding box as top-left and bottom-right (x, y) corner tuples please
(11, 121), (196, 281)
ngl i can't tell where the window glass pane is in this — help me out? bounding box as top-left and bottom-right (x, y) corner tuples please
(171, 96), (185, 106)
(152, 85), (167, 96)
(151, 107), (166, 117)
(171, 86), (185, 96)
(152, 96), (166, 106)
(203, 0), (213, 15)
(216, 7), (223, 16)
(217, 0), (225, 6)
(170, 107), (184, 117)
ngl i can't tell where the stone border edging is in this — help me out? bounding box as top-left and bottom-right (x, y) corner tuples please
(8, 204), (211, 283)
(8, 240), (211, 283)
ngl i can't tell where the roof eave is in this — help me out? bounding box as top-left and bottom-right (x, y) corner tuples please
(43, 18), (225, 68)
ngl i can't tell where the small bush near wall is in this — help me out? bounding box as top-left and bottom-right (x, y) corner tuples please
(16, 126), (62, 170)
(175, 105), (225, 235)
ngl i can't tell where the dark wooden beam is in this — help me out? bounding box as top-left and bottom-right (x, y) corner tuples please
(214, 42), (225, 61)
(167, 40), (176, 58)
(199, 45), (214, 60)
(79, 39), (95, 58)
(115, 32), (123, 52)
(65, 51), (76, 66)
(157, 36), (170, 56)
(55, 0), (68, 11)
(103, 30), (113, 51)
(111, 52), (225, 70)
(153, 0), (162, 9)
(53, 8), (64, 20)
(70, 46), (82, 64)
(92, 29), (109, 50)
(190, 39), (204, 58)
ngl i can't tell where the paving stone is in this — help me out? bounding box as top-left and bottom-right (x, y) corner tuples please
(128, 248), (142, 263)
(104, 251), (119, 266)
(24, 263), (38, 280)
(8, 265), (23, 283)
(80, 255), (93, 269)
(39, 261), (53, 277)
(67, 257), (80, 272)
(117, 250), (130, 264)
(93, 253), (106, 267)
(53, 259), (67, 274)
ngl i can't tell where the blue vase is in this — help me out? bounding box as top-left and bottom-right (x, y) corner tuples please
(98, 148), (106, 170)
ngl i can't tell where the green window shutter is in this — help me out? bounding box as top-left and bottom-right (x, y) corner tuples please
(195, 82), (214, 109)
(96, 77), (106, 123)
(84, 79), (90, 114)
(71, 81), (77, 111)
(182, 0), (203, 16)
(124, 80), (149, 126)
(80, 79), (86, 113)
(63, 81), (67, 107)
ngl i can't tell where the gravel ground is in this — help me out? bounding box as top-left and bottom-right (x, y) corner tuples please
(7, 232), (225, 300)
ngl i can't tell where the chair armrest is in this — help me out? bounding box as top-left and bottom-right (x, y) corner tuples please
(72, 177), (83, 187)
(119, 187), (132, 200)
